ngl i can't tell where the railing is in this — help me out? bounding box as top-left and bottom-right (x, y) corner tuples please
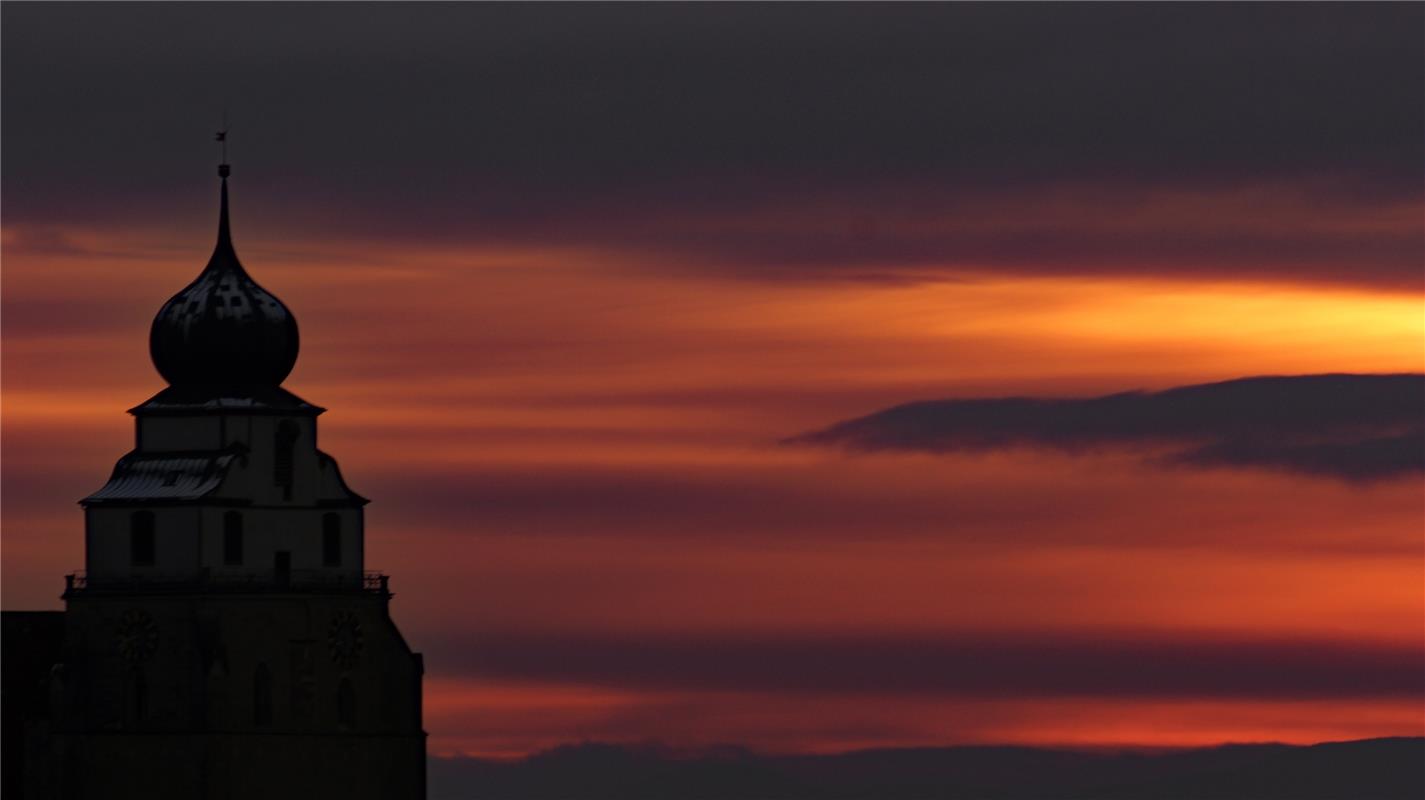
(64, 569), (390, 597)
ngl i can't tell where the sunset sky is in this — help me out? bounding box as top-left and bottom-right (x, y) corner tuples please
(3, 4), (1422, 758)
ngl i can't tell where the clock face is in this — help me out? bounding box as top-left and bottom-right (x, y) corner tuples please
(115, 609), (159, 663)
(327, 611), (364, 669)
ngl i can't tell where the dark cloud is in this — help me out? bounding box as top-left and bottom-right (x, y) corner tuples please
(790, 374), (1425, 482)
(1173, 432), (1425, 482)
(430, 629), (1424, 700)
(2, 3), (1421, 286)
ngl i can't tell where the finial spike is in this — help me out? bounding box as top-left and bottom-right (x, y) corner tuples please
(215, 171), (232, 251)
(213, 122), (233, 250)
(215, 164), (232, 251)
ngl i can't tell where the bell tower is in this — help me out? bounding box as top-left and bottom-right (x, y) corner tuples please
(45, 159), (427, 799)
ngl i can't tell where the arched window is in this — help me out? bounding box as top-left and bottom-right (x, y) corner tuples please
(337, 677), (356, 729)
(223, 511), (244, 565)
(130, 511), (155, 566)
(274, 420), (298, 500)
(322, 513), (342, 567)
(253, 663), (272, 726)
(132, 670), (148, 723)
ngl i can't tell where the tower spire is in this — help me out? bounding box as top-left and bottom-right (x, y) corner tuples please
(215, 127), (232, 252)
(150, 133), (300, 390)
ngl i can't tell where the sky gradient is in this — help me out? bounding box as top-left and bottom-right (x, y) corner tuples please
(3, 3), (1423, 758)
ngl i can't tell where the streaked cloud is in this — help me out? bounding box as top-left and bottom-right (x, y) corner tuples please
(3, 2), (1423, 758)
(792, 374), (1425, 481)
(427, 629), (1425, 700)
(3, 4), (1422, 288)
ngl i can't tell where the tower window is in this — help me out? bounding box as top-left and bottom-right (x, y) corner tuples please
(254, 664), (272, 726)
(322, 513), (342, 567)
(274, 420), (298, 501)
(130, 511), (155, 566)
(223, 511), (244, 566)
(132, 670), (148, 723)
(337, 677), (356, 729)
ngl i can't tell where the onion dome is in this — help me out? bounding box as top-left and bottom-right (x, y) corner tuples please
(150, 164), (299, 390)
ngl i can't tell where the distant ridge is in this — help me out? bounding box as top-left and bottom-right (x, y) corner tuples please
(430, 737), (1425, 800)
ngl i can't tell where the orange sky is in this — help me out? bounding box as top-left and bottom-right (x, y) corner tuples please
(3, 217), (1422, 756)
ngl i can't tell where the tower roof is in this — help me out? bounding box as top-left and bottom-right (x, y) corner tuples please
(148, 163), (300, 391)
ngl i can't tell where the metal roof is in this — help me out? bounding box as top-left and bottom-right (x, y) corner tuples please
(81, 451), (239, 504)
(149, 167), (301, 390)
(129, 385), (323, 416)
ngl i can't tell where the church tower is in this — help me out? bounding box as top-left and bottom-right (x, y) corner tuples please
(46, 160), (427, 798)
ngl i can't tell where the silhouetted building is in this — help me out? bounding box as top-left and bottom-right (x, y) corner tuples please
(2, 612), (66, 798)
(11, 162), (426, 798)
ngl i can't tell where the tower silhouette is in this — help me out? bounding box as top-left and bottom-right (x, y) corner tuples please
(32, 160), (427, 799)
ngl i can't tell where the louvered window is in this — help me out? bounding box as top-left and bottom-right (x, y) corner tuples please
(254, 664), (272, 726)
(274, 420), (298, 500)
(338, 677), (356, 729)
(323, 513), (342, 567)
(223, 511), (244, 565)
(130, 511), (155, 566)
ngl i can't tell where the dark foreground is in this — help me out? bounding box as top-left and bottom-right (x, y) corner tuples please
(430, 737), (1423, 800)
